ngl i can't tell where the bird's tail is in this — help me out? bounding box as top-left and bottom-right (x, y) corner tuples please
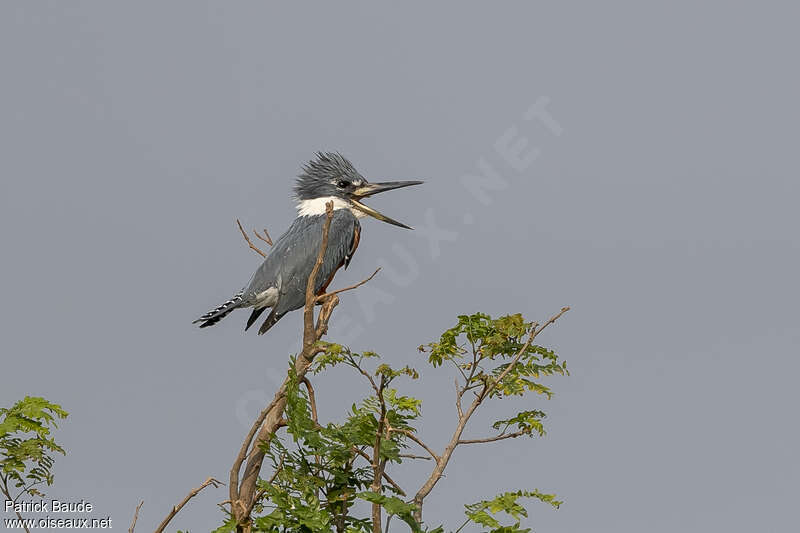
(193, 290), (244, 328)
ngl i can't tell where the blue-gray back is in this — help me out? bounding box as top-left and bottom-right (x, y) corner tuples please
(242, 210), (360, 314)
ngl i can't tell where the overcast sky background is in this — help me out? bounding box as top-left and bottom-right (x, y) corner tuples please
(2, 2), (798, 532)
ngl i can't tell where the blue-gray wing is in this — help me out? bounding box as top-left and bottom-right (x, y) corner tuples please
(243, 210), (359, 333)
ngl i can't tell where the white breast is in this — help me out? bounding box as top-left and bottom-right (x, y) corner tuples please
(253, 287), (278, 309)
(296, 196), (366, 218)
(296, 196), (350, 216)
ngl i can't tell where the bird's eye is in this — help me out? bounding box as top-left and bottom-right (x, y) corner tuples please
(337, 180), (350, 188)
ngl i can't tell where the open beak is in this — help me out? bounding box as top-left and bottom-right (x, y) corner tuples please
(351, 180), (423, 229)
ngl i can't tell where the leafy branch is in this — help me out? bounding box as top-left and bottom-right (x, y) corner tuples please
(412, 307), (569, 522)
(155, 203), (571, 533)
(0, 396), (68, 533)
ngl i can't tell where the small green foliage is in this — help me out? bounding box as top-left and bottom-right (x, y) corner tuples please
(490, 344), (567, 399)
(463, 490), (561, 533)
(247, 352), (425, 532)
(0, 396), (68, 500)
(237, 310), (568, 533)
(419, 312), (566, 430)
(421, 313), (531, 367)
(419, 314), (567, 386)
(313, 342), (349, 372)
(492, 410), (547, 437)
(375, 364), (419, 380)
(357, 492), (422, 532)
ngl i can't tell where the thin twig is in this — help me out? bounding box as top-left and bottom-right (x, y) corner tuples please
(353, 358), (381, 395)
(243, 455), (285, 519)
(314, 268), (381, 302)
(302, 377), (322, 468)
(154, 477), (223, 533)
(0, 477), (31, 533)
(399, 453), (432, 461)
(301, 377), (318, 424)
(314, 294), (339, 339)
(254, 228), (273, 246)
(351, 447), (406, 497)
(234, 203), (338, 529)
(389, 428), (439, 461)
(303, 202), (334, 350)
(230, 393), (284, 498)
(450, 359), (469, 388)
(237, 219), (267, 258)
(127, 500), (143, 533)
(458, 431), (525, 445)
(454, 378), (463, 419)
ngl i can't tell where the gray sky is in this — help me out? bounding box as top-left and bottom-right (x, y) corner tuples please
(1, 2), (798, 532)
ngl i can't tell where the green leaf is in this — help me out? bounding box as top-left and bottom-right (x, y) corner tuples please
(492, 410), (548, 437)
(1, 397), (68, 499)
(357, 492), (422, 533)
(464, 490), (562, 533)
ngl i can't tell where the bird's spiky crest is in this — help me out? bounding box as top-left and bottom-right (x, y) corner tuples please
(294, 152), (365, 200)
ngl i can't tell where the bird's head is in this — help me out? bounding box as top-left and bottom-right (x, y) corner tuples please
(294, 152), (423, 229)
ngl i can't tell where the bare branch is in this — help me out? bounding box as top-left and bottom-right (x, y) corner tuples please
(243, 455), (285, 520)
(254, 228), (273, 246)
(303, 202), (334, 351)
(537, 306), (571, 333)
(0, 476), (31, 533)
(237, 219), (267, 258)
(351, 447), (406, 497)
(266, 455), (285, 486)
(389, 428), (439, 462)
(370, 377), (389, 533)
(454, 378), (463, 419)
(314, 268), (381, 302)
(127, 500), (143, 533)
(233, 203), (337, 530)
(155, 478), (223, 533)
(457, 431), (526, 445)
(314, 294), (340, 339)
(230, 394), (283, 503)
(399, 453), (433, 461)
(301, 377), (318, 425)
(302, 377), (322, 468)
(450, 359), (469, 388)
(353, 359), (381, 395)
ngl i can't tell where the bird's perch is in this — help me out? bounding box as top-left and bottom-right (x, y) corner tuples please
(236, 219), (272, 258)
(228, 201), (379, 532)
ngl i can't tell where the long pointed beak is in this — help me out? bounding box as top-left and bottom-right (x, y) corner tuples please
(351, 180), (423, 229)
(353, 181), (424, 198)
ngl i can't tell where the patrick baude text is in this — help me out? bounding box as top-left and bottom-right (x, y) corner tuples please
(5, 499), (93, 513)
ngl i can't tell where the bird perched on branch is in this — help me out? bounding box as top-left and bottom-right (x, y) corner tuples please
(194, 152), (422, 334)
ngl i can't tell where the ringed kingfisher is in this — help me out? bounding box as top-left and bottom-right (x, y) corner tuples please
(193, 152), (423, 335)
